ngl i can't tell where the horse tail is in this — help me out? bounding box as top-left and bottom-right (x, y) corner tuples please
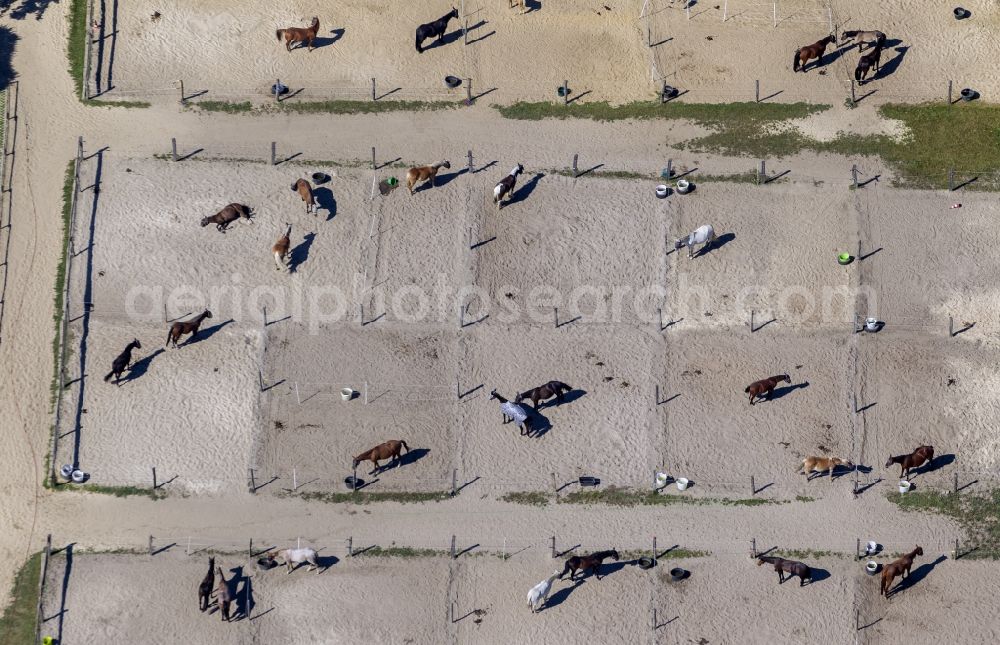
(415, 33), (423, 53)
(854, 66), (862, 82)
(792, 49), (800, 72)
(276, 29), (284, 41)
(165, 327), (173, 347)
(400, 440), (410, 453)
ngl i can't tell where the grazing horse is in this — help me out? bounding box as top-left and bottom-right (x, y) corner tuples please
(165, 310), (212, 348)
(880, 546), (923, 596)
(757, 556), (812, 586)
(798, 456), (854, 480)
(406, 161), (451, 195)
(490, 389), (532, 436)
(272, 224), (292, 271)
(854, 43), (884, 84)
(214, 566), (232, 622)
(198, 557), (215, 612)
(842, 30), (885, 52)
(103, 339), (141, 384)
(201, 203), (253, 232)
(674, 224), (717, 259)
(353, 439), (410, 474)
(886, 445), (934, 479)
(509, 0), (527, 13)
(277, 17), (320, 52)
(493, 164), (524, 210)
(744, 374), (791, 405)
(559, 550), (620, 581)
(270, 548), (320, 575)
(515, 380), (572, 410)
(527, 571), (561, 613)
(415, 8), (459, 53)
(793, 35), (836, 72)
(291, 179), (317, 215)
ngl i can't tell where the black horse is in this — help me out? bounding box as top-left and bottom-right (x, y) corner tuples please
(757, 556), (812, 586)
(559, 550), (619, 581)
(415, 7), (459, 53)
(855, 43), (884, 84)
(103, 339), (142, 385)
(515, 380), (572, 410)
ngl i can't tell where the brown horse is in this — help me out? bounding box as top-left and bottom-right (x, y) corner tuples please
(757, 556), (812, 586)
(272, 224), (292, 271)
(559, 549), (619, 581)
(201, 203), (253, 232)
(886, 445), (934, 479)
(798, 456), (854, 480)
(406, 161), (450, 195)
(744, 374), (790, 405)
(793, 35), (836, 72)
(353, 439), (410, 474)
(104, 339), (141, 384)
(165, 310), (212, 348)
(277, 17), (319, 52)
(214, 566), (232, 622)
(198, 557), (215, 612)
(290, 179), (316, 215)
(515, 380), (572, 410)
(880, 546), (923, 596)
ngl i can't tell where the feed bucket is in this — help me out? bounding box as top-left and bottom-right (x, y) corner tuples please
(676, 477), (690, 491)
(341, 388), (355, 401)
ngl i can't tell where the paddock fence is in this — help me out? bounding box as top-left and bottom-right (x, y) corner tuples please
(0, 80), (19, 350)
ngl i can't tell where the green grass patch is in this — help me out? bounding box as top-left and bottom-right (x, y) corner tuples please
(57, 483), (165, 500)
(497, 100), (826, 123)
(356, 546), (446, 558)
(67, 0), (87, 98)
(0, 552), (41, 645)
(557, 486), (780, 507)
(619, 548), (711, 561)
(501, 491), (550, 506)
(50, 161), (75, 409)
(795, 495), (816, 503)
(771, 549), (847, 560)
(888, 489), (1000, 559)
(193, 98), (457, 115)
(296, 490), (452, 505)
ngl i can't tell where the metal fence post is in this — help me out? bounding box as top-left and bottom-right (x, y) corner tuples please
(755, 79), (760, 103)
(451, 535), (457, 559)
(271, 142), (277, 166)
(179, 80), (185, 105)
(171, 138), (178, 162)
(572, 154), (578, 177)
(371, 77), (376, 102)
(750, 538), (757, 558)
(948, 168), (955, 191)
(750, 475), (756, 496)
(451, 468), (458, 496)
(949, 315), (954, 338)
(149, 535), (154, 555)
(563, 80), (569, 106)
(467, 150), (473, 173)
(948, 80), (953, 106)
(466, 78), (472, 105)
(551, 536), (557, 558)
(852, 165), (859, 189)
(371, 147), (376, 170)
(759, 159), (766, 184)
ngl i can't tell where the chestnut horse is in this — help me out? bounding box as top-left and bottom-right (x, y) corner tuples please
(291, 179), (316, 215)
(744, 374), (790, 405)
(886, 445), (934, 479)
(515, 380), (572, 410)
(559, 549), (619, 581)
(880, 546), (923, 596)
(353, 439), (410, 474)
(798, 456), (854, 480)
(197, 557), (215, 612)
(406, 160), (451, 194)
(277, 17), (319, 52)
(166, 310), (212, 348)
(757, 556), (812, 586)
(793, 35), (836, 72)
(104, 339), (141, 384)
(272, 224), (292, 271)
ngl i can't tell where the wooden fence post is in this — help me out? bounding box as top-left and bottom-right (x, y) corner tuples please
(948, 80), (953, 106)
(572, 154), (579, 178)
(270, 142), (277, 166)
(149, 535), (154, 555)
(371, 147), (376, 170)
(551, 536), (557, 558)
(171, 138), (178, 162)
(451, 535), (457, 559)
(750, 475), (756, 495)
(755, 79), (760, 103)
(563, 80), (569, 105)
(852, 165), (859, 189)
(750, 538), (757, 558)
(451, 468), (458, 496)
(466, 78), (472, 105)
(371, 77), (376, 101)
(152, 466), (157, 490)
(179, 79), (185, 105)
(467, 150), (473, 173)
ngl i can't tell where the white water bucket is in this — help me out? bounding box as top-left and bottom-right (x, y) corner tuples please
(866, 541), (879, 555)
(865, 317), (879, 332)
(898, 480), (912, 493)
(71, 470), (87, 483)
(676, 477), (690, 491)
(60, 464), (74, 480)
(655, 472), (669, 488)
(865, 561), (879, 575)
(676, 179), (691, 194)
(656, 184), (669, 198)
(341, 387), (354, 401)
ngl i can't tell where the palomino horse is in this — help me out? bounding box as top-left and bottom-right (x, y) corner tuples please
(516, 380), (572, 410)
(886, 446), (934, 479)
(493, 164), (524, 209)
(744, 374), (791, 405)
(674, 224), (716, 259)
(166, 310), (212, 348)
(201, 203), (253, 232)
(415, 8), (459, 53)
(277, 17), (320, 52)
(406, 161), (451, 194)
(841, 30), (885, 52)
(490, 390), (532, 436)
(269, 548), (320, 574)
(559, 550), (620, 581)
(757, 556), (812, 586)
(353, 439), (410, 474)
(198, 557), (215, 612)
(272, 224), (292, 271)
(104, 339), (141, 384)
(854, 43), (883, 84)
(214, 566), (232, 622)
(880, 546), (923, 596)
(798, 456), (854, 480)
(291, 179), (317, 215)
(527, 571), (561, 613)
(793, 35), (836, 72)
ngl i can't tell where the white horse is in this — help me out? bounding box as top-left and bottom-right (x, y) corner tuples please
(674, 224), (717, 259)
(527, 571), (561, 613)
(273, 547), (320, 574)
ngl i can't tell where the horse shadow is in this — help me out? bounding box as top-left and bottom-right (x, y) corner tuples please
(888, 555), (945, 597)
(803, 567), (830, 586)
(305, 28), (345, 50)
(765, 382), (809, 402)
(392, 447), (431, 471)
(911, 453), (955, 477)
(433, 168), (467, 189)
(508, 172), (545, 207)
(429, 28), (464, 50)
(819, 45), (853, 68)
(317, 554), (340, 573)
(871, 46), (909, 82)
(591, 560), (630, 579)
(525, 408), (552, 438)
(544, 578), (585, 610)
(697, 232), (735, 257)
(550, 388), (586, 408)
(185, 319), (234, 346)
(289, 232), (316, 273)
(229, 566), (251, 620)
(120, 348), (165, 384)
(314, 187), (337, 221)
(524, 0), (542, 13)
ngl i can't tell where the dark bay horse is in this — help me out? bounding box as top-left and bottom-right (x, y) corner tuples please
(201, 203), (252, 232)
(516, 380), (572, 410)
(854, 43), (884, 84)
(353, 439), (410, 474)
(166, 310), (212, 348)
(793, 35), (836, 72)
(415, 7), (459, 53)
(104, 339), (141, 384)
(744, 374), (790, 405)
(886, 445), (934, 479)
(198, 557), (215, 612)
(559, 549), (619, 581)
(277, 17), (320, 52)
(757, 556), (812, 586)
(880, 546), (922, 596)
